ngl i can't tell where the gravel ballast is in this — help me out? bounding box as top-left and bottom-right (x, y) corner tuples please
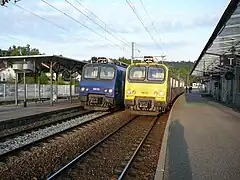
(0, 109), (84, 139)
(124, 112), (168, 180)
(59, 116), (155, 180)
(0, 111), (134, 179)
(0, 111), (106, 156)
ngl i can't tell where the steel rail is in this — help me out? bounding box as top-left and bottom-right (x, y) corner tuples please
(0, 111), (117, 159)
(0, 110), (92, 141)
(118, 116), (158, 180)
(47, 115), (139, 180)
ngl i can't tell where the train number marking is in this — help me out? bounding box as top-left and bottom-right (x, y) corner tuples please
(93, 88), (100, 91)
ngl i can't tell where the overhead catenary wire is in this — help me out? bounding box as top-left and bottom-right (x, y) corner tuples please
(4, 0), (143, 57)
(41, 0), (124, 50)
(139, 0), (164, 48)
(66, 0), (129, 47)
(11, 2), (69, 32)
(10, 2), (92, 42)
(126, 0), (162, 52)
(74, 0), (141, 52)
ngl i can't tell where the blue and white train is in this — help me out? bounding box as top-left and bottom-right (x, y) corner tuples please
(79, 57), (128, 111)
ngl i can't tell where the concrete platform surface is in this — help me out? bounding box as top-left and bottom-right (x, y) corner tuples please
(160, 92), (240, 180)
(0, 99), (81, 122)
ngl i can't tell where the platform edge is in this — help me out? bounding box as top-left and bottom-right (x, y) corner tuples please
(154, 93), (184, 180)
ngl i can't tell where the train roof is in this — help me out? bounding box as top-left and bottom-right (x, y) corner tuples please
(130, 61), (168, 68)
(83, 61), (127, 72)
(90, 57), (128, 68)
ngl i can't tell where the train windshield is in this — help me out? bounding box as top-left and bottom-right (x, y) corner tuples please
(100, 66), (115, 80)
(128, 66), (146, 80)
(83, 65), (98, 79)
(148, 66), (165, 81)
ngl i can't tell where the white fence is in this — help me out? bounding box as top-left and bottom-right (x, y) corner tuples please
(0, 84), (80, 101)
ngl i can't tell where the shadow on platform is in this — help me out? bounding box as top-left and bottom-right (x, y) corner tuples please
(165, 120), (192, 180)
(185, 92), (206, 104)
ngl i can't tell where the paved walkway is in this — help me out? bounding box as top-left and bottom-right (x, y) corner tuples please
(0, 99), (81, 122)
(162, 92), (240, 180)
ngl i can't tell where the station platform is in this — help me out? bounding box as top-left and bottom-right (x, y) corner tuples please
(0, 99), (82, 122)
(155, 92), (240, 180)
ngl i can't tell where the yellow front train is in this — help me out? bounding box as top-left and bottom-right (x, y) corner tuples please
(124, 61), (184, 116)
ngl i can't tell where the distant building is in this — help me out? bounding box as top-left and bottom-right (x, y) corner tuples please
(192, 82), (202, 89)
(0, 68), (81, 83)
(0, 68), (16, 82)
(45, 73), (81, 82)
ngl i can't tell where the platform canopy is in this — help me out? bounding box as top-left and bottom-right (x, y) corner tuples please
(190, 0), (240, 76)
(0, 54), (88, 74)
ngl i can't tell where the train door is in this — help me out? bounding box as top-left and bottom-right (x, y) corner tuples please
(116, 70), (122, 105)
(169, 77), (173, 103)
(122, 70), (126, 102)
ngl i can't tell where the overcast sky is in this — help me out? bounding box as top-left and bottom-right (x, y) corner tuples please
(0, 0), (229, 61)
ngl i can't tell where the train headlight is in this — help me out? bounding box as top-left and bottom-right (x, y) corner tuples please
(104, 89), (108, 92)
(86, 88), (89, 91)
(132, 90), (136, 94)
(127, 89), (131, 94)
(159, 91), (164, 96)
(80, 87), (85, 91)
(154, 91), (158, 96)
(108, 89), (113, 93)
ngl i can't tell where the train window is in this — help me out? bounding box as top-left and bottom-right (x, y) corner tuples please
(176, 80), (179, 87)
(128, 66), (146, 80)
(170, 77), (173, 86)
(100, 66), (115, 80)
(83, 66), (98, 79)
(148, 67), (165, 81)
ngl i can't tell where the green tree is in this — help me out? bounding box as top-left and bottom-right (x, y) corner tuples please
(118, 57), (200, 84)
(118, 57), (131, 64)
(118, 57), (141, 65)
(57, 76), (66, 85)
(39, 71), (49, 84)
(1, 44), (41, 56)
(25, 76), (36, 84)
(73, 81), (80, 86)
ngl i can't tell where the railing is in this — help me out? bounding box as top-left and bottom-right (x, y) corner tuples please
(0, 84), (80, 101)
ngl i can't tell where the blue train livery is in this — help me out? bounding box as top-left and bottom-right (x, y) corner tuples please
(79, 57), (128, 111)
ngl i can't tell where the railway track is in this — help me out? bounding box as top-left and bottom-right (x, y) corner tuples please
(0, 110), (93, 142)
(0, 110), (133, 179)
(116, 112), (169, 180)
(0, 110), (117, 159)
(0, 106), (84, 138)
(47, 114), (167, 180)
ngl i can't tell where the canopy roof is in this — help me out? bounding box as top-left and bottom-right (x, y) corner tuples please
(191, 0), (240, 76)
(0, 55), (88, 74)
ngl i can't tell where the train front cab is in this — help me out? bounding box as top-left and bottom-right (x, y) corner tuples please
(79, 64), (125, 111)
(124, 64), (168, 116)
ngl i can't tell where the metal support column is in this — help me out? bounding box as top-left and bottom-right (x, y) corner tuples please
(55, 72), (58, 103)
(15, 72), (18, 105)
(3, 84), (5, 100)
(131, 42), (134, 65)
(38, 73), (41, 101)
(50, 61), (53, 106)
(69, 70), (72, 103)
(23, 59), (27, 107)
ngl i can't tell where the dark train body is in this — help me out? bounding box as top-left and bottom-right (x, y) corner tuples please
(79, 57), (128, 111)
